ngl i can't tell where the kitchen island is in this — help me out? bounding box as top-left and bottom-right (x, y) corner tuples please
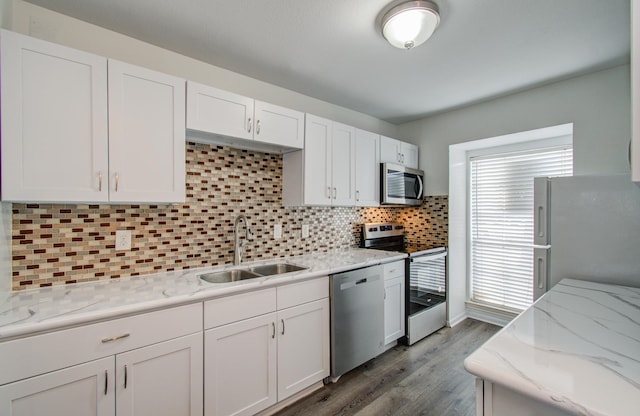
(464, 279), (640, 416)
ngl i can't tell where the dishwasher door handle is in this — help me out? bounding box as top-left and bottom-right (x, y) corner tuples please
(338, 274), (379, 291)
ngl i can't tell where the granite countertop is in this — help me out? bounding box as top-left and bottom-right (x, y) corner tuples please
(0, 248), (406, 341)
(464, 279), (640, 416)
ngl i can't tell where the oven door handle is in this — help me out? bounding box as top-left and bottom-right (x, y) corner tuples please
(411, 252), (447, 263)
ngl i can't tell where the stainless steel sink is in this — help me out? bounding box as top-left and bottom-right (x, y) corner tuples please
(199, 263), (308, 283)
(249, 263), (307, 276)
(199, 269), (262, 284)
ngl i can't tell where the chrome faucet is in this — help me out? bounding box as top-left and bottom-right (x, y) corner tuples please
(233, 214), (253, 265)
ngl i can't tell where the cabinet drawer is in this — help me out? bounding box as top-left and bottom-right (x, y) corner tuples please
(383, 261), (405, 280)
(204, 288), (276, 329)
(0, 303), (202, 386)
(277, 276), (329, 310)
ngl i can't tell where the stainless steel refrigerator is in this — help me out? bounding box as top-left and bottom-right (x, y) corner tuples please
(533, 174), (640, 300)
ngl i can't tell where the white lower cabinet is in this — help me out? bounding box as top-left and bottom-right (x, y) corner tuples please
(277, 298), (330, 401)
(204, 277), (330, 416)
(0, 357), (115, 416)
(0, 304), (203, 416)
(383, 261), (405, 345)
(115, 333), (203, 416)
(205, 313), (277, 416)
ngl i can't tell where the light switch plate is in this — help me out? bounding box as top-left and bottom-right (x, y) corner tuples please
(274, 224), (282, 240)
(115, 230), (132, 250)
(301, 224), (309, 239)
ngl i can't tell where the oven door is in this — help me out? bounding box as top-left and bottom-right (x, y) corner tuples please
(381, 163), (424, 206)
(406, 250), (447, 345)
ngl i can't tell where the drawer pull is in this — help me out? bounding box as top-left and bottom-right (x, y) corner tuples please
(101, 333), (130, 343)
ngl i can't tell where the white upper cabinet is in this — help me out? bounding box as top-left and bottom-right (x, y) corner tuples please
(186, 81), (304, 151)
(0, 30), (186, 204)
(186, 83), (253, 141)
(380, 136), (419, 169)
(253, 100), (304, 148)
(0, 29), (109, 202)
(632, 0), (640, 183)
(283, 114), (356, 206)
(355, 129), (380, 207)
(331, 121), (357, 206)
(108, 60), (186, 204)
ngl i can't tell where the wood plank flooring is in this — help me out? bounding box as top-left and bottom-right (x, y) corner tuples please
(275, 319), (499, 416)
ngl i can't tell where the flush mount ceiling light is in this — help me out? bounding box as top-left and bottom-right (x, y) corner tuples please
(381, 0), (440, 50)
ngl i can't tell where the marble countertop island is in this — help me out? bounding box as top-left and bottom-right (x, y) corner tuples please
(0, 248), (406, 340)
(464, 279), (640, 416)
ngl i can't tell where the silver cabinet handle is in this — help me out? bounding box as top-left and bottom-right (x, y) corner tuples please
(104, 370), (108, 395)
(281, 319), (285, 335)
(114, 173), (119, 192)
(272, 322), (276, 339)
(327, 187), (331, 199)
(98, 171), (103, 192)
(124, 365), (128, 389)
(247, 117), (252, 133)
(356, 190), (360, 201)
(256, 120), (261, 135)
(101, 333), (130, 343)
(333, 187), (337, 199)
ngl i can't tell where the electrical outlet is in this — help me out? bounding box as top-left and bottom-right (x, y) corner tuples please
(301, 224), (310, 239)
(274, 224), (282, 240)
(115, 230), (132, 250)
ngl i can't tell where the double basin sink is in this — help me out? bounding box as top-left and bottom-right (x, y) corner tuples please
(199, 263), (308, 284)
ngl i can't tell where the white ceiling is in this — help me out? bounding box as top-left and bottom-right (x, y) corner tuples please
(25, 0), (631, 124)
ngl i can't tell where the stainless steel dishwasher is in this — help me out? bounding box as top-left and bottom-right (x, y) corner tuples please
(330, 264), (384, 380)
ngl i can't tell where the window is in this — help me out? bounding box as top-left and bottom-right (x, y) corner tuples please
(468, 145), (573, 311)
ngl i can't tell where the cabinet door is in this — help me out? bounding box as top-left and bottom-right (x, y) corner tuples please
(254, 101), (304, 149)
(0, 357), (114, 416)
(303, 114), (332, 205)
(116, 333), (203, 416)
(186, 81), (253, 140)
(108, 60), (186, 203)
(355, 129), (380, 206)
(401, 142), (419, 169)
(205, 313), (277, 416)
(331, 122), (356, 206)
(277, 298), (330, 401)
(0, 29), (109, 202)
(384, 276), (406, 345)
(380, 136), (401, 165)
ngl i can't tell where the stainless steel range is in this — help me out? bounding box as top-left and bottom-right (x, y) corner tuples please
(361, 222), (447, 345)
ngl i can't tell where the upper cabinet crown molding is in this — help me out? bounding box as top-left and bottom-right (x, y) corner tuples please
(186, 81), (304, 153)
(0, 30), (186, 204)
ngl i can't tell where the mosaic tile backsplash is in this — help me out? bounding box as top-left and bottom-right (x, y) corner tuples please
(11, 142), (448, 290)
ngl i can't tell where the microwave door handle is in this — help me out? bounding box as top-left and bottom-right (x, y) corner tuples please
(416, 175), (424, 199)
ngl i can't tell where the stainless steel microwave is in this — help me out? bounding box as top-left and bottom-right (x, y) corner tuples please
(380, 163), (424, 206)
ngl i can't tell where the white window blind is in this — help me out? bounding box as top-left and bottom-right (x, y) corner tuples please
(469, 145), (573, 311)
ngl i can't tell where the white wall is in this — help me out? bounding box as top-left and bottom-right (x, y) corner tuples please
(399, 64), (631, 195)
(3, 0), (398, 137)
